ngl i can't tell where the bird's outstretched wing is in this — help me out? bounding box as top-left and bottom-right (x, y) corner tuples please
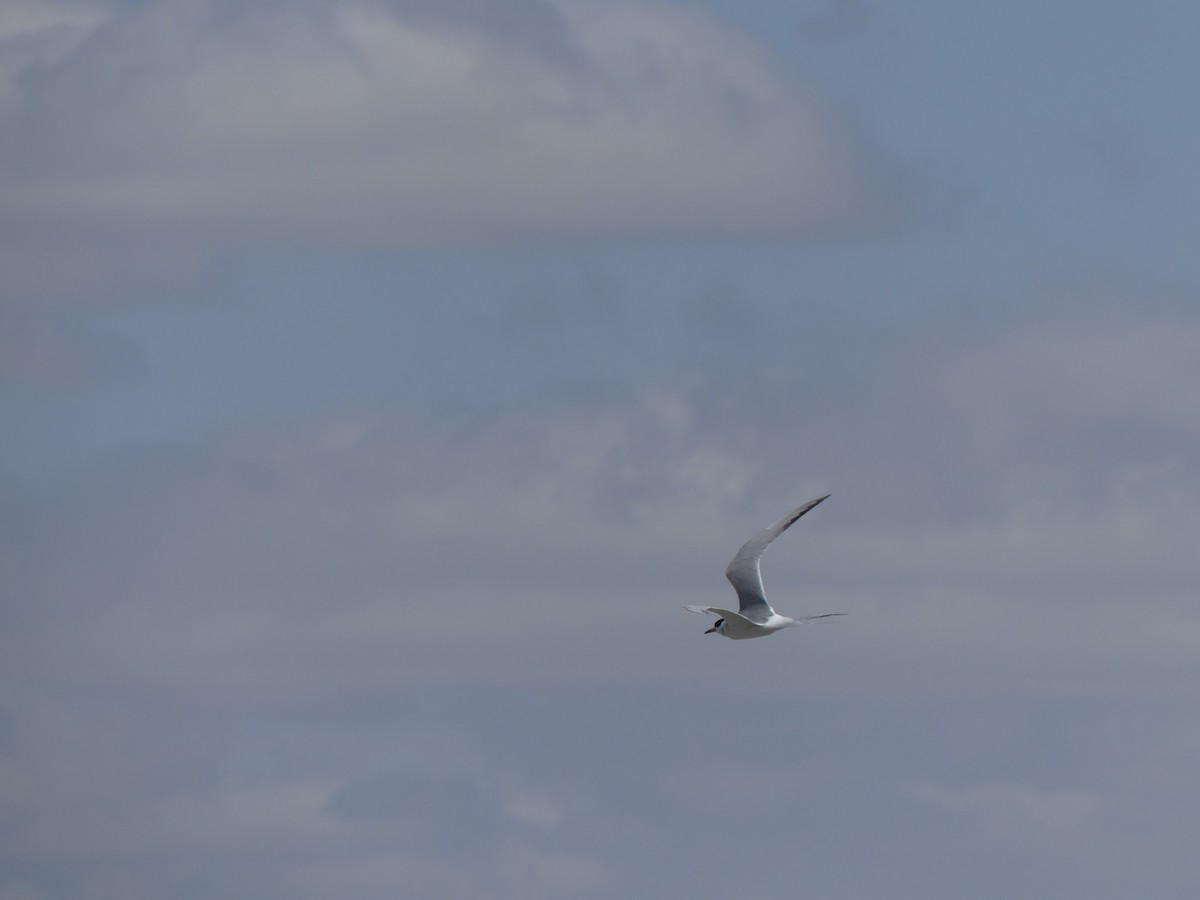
(725, 494), (830, 617)
(683, 605), (745, 620)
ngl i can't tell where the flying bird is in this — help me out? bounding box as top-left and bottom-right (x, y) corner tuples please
(685, 495), (844, 639)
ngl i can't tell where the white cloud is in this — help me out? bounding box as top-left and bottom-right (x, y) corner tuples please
(0, 0), (888, 247)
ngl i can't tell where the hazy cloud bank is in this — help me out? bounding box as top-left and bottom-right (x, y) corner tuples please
(4, 298), (1200, 897)
(5, 1), (1200, 895)
(1, 0), (888, 249)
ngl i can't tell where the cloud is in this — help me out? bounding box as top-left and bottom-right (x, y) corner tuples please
(0, 0), (100, 62)
(324, 769), (503, 847)
(665, 761), (836, 813)
(5, 296), (1200, 898)
(900, 780), (1102, 833)
(0, 308), (141, 387)
(685, 284), (763, 350)
(1077, 121), (1141, 190)
(802, 0), (877, 42)
(6, 389), (773, 701)
(9, 299), (1199, 694)
(0, 0), (890, 251)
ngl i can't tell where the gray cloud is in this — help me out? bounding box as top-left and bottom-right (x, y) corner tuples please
(802, 0), (877, 42)
(1077, 121), (1141, 190)
(4, 296), (1200, 897)
(0, 0), (889, 252)
(5, 0), (1200, 893)
(685, 284), (763, 350)
(899, 780), (1102, 834)
(0, 308), (142, 387)
(499, 264), (620, 333)
(6, 1), (1200, 896)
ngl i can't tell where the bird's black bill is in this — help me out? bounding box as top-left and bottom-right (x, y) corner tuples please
(704, 626), (717, 634)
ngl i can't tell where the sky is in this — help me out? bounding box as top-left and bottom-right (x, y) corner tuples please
(3, 1), (1200, 897)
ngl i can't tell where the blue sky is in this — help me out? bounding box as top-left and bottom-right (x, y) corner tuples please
(4, 2), (1200, 898)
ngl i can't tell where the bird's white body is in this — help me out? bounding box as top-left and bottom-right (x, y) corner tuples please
(685, 495), (844, 640)
(701, 609), (800, 640)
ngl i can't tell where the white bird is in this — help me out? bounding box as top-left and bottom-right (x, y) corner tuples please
(685, 495), (844, 639)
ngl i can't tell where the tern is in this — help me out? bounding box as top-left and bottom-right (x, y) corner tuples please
(685, 495), (844, 639)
